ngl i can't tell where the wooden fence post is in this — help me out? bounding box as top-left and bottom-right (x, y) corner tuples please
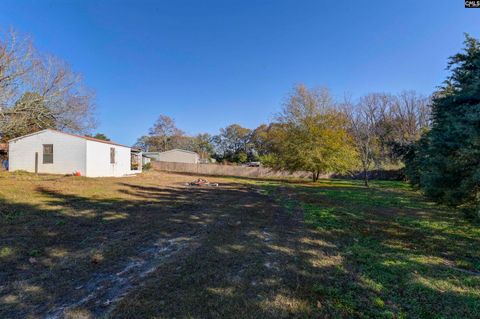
(35, 152), (38, 174)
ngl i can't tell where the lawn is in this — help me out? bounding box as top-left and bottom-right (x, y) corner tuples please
(0, 171), (479, 318)
(258, 179), (480, 318)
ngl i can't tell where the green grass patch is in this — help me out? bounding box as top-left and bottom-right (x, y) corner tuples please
(258, 178), (480, 318)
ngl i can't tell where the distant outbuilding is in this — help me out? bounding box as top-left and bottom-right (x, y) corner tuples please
(8, 129), (142, 177)
(144, 149), (200, 164)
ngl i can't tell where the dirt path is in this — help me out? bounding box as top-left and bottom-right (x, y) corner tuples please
(108, 183), (323, 319)
(1, 173), (260, 318)
(46, 235), (201, 318)
(1, 172), (327, 318)
(53, 182), (313, 318)
(41, 181), (257, 318)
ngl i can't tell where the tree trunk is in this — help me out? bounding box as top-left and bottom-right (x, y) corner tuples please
(363, 168), (369, 187)
(312, 171), (320, 182)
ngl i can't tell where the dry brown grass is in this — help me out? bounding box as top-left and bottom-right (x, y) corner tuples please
(1, 171), (266, 318)
(1, 171), (478, 318)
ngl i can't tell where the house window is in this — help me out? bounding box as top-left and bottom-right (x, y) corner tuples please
(110, 147), (115, 164)
(43, 144), (53, 164)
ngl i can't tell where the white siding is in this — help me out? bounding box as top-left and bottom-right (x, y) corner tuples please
(85, 140), (132, 177)
(9, 130), (87, 175)
(9, 129), (140, 177)
(157, 150), (199, 164)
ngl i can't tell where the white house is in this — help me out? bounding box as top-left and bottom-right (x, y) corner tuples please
(8, 129), (142, 177)
(144, 149), (200, 164)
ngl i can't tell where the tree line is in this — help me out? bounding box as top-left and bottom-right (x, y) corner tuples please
(136, 86), (430, 184)
(135, 34), (479, 218)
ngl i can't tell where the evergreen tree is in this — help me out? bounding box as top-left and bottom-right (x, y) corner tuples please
(413, 34), (480, 217)
(88, 133), (110, 141)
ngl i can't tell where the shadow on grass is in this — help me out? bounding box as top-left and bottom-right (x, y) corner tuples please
(270, 182), (480, 318)
(155, 169), (315, 184)
(0, 181), (276, 318)
(1, 177), (479, 318)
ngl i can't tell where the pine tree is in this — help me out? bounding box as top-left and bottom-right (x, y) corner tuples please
(416, 34), (480, 217)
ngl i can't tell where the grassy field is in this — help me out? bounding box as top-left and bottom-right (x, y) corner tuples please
(0, 171), (479, 318)
(258, 179), (480, 318)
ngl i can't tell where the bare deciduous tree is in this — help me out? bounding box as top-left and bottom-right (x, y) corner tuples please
(0, 29), (96, 141)
(344, 93), (389, 186)
(0, 29), (36, 108)
(278, 85), (333, 126)
(148, 115), (185, 151)
(344, 91), (431, 186)
(390, 91), (431, 145)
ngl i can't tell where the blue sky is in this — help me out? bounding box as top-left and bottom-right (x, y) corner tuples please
(0, 0), (478, 145)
